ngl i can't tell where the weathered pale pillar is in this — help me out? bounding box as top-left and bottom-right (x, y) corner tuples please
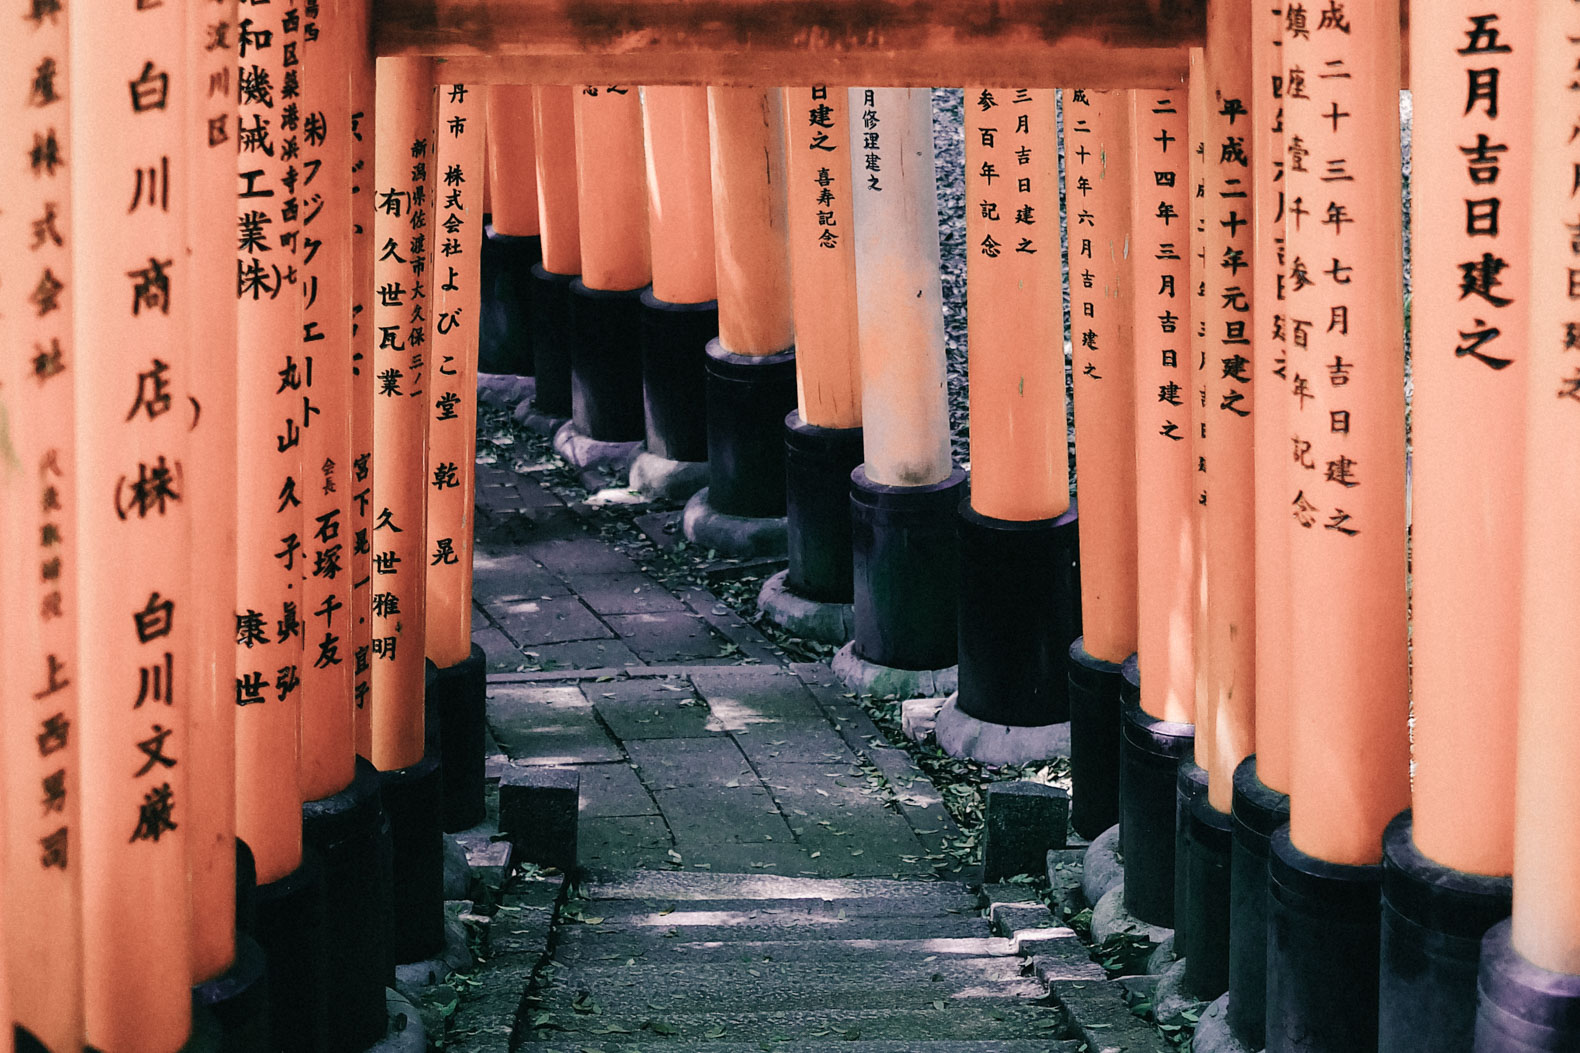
(1121, 83), (1197, 932)
(72, 4), (194, 1048)
(1474, 7), (1580, 1050)
(937, 86), (1079, 766)
(480, 85), (542, 378)
(372, 56), (445, 967)
(1065, 89), (1139, 838)
(629, 85), (718, 499)
(559, 83), (650, 460)
(757, 84), (866, 643)
(1228, 2), (1293, 1044)
(524, 85), (581, 421)
(1270, 3), (1409, 1050)
(426, 83), (490, 835)
(0, 7), (82, 1049)
(835, 87), (965, 695)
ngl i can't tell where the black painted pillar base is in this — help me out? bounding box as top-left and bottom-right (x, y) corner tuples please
(480, 227), (542, 376)
(253, 853), (330, 1053)
(641, 292), (717, 463)
(955, 502), (1080, 728)
(379, 748), (445, 965)
(1174, 759), (1210, 959)
(428, 644), (487, 832)
(1118, 656), (1195, 929)
(1380, 810), (1512, 1053)
(1227, 755), (1290, 1049)
(1182, 791), (1234, 1002)
(1476, 918), (1580, 1052)
(192, 935), (271, 1053)
(704, 341), (798, 518)
(302, 758), (394, 1053)
(527, 265), (577, 418)
(784, 412), (864, 605)
(850, 465), (967, 672)
(1068, 638), (1125, 841)
(1266, 825), (1383, 1053)
(235, 836), (258, 938)
(570, 282), (646, 442)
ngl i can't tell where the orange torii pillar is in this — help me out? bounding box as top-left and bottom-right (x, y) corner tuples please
(372, 56), (446, 967)
(231, 4), (333, 1049)
(0, 7), (82, 1050)
(1226, 1), (1293, 1045)
(834, 87), (965, 695)
(1377, 8), (1527, 1053)
(627, 85), (719, 501)
(681, 86), (800, 551)
(1180, 0), (1257, 1006)
(297, 9), (395, 1053)
(426, 82), (491, 836)
(555, 83), (651, 467)
(71, 3), (197, 1049)
(754, 84), (867, 645)
(1117, 84), (1197, 933)
(349, 0), (377, 764)
(520, 85), (580, 422)
(1064, 89), (1139, 838)
(480, 85), (542, 381)
(1270, 3), (1409, 1050)
(934, 86), (1080, 766)
(1475, 9), (1580, 1047)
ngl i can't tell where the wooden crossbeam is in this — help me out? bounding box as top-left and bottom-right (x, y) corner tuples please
(374, 0), (1207, 88)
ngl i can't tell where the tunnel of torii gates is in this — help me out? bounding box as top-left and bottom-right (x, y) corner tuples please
(0, 1), (1578, 1052)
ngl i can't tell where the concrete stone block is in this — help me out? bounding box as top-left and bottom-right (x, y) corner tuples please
(983, 781), (1070, 882)
(499, 767), (579, 872)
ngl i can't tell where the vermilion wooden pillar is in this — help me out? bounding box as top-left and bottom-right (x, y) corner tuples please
(350, 0), (377, 763)
(72, 3), (195, 1048)
(1121, 85), (1196, 932)
(1065, 89), (1138, 837)
(759, 84), (866, 639)
(836, 86), (964, 695)
(426, 83), (490, 834)
(481, 85), (541, 378)
(524, 85), (581, 419)
(1, 6), (83, 1049)
(682, 86), (799, 547)
(1475, 8), (1580, 1050)
(372, 56), (446, 967)
(1271, 3), (1409, 1050)
(938, 85), (1078, 764)
(1187, 45), (1212, 792)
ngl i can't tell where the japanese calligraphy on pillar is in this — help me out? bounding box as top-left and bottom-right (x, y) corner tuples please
(370, 58), (434, 771)
(71, 0), (195, 1047)
(801, 86), (849, 253)
(1128, 88), (1196, 724)
(300, 0), (357, 801)
(858, 88), (882, 192)
(426, 84), (483, 670)
(1543, 15), (1580, 408)
(1189, 48), (1210, 515)
(347, 0), (375, 756)
(234, 0), (306, 887)
(1, 0), (83, 1044)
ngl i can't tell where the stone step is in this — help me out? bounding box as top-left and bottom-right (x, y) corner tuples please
(521, 1041), (1083, 1053)
(565, 897), (983, 933)
(578, 868), (977, 908)
(536, 958), (1046, 1014)
(551, 914), (993, 957)
(519, 1004), (1070, 1046)
(554, 936), (1020, 966)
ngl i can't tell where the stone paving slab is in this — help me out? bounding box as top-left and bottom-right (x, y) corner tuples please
(654, 786), (795, 845)
(472, 550), (572, 601)
(528, 639), (644, 671)
(492, 595), (614, 646)
(574, 762), (661, 819)
(572, 573), (689, 615)
(623, 736), (756, 791)
(592, 695), (721, 741)
(488, 685), (623, 765)
(604, 612), (733, 663)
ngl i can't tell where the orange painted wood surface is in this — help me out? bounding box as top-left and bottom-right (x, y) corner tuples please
(1284, 0), (1409, 867)
(643, 86), (718, 305)
(350, 0), (378, 761)
(1188, 46), (1212, 762)
(574, 84), (651, 292)
(965, 87), (1068, 523)
(485, 85), (541, 237)
(534, 85), (582, 275)
(1408, 2), (1528, 879)
(1129, 87), (1196, 726)
(782, 86), (861, 429)
(1065, 89), (1138, 661)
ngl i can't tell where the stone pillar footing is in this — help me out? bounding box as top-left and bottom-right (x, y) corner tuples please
(1067, 638), (1126, 841)
(1191, 994), (1257, 1053)
(1174, 760), (1210, 960)
(934, 692), (1070, 765)
(191, 935), (272, 1053)
(366, 989), (427, 1053)
(784, 414), (864, 604)
(379, 750), (446, 965)
(428, 645), (488, 832)
(1118, 660), (1195, 929)
(476, 373), (536, 411)
(628, 449), (709, 504)
(1379, 810), (1512, 1053)
(1266, 824), (1383, 1053)
(303, 758), (394, 1053)
(253, 853), (330, 1053)
(704, 341), (798, 517)
(552, 419), (642, 475)
(1090, 882), (1173, 947)
(830, 642), (955, 700)
(1228, 756), (1290, 1049)
(756, 568), (854, 647)
(955, 501), (1081, 727)
(640, 292), (717, 463)
(1475, 918), (1580, 1052)
(1081, 824), (1125, 907)
(682, 486), (787, 558)
(526, 264), (576, 418)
